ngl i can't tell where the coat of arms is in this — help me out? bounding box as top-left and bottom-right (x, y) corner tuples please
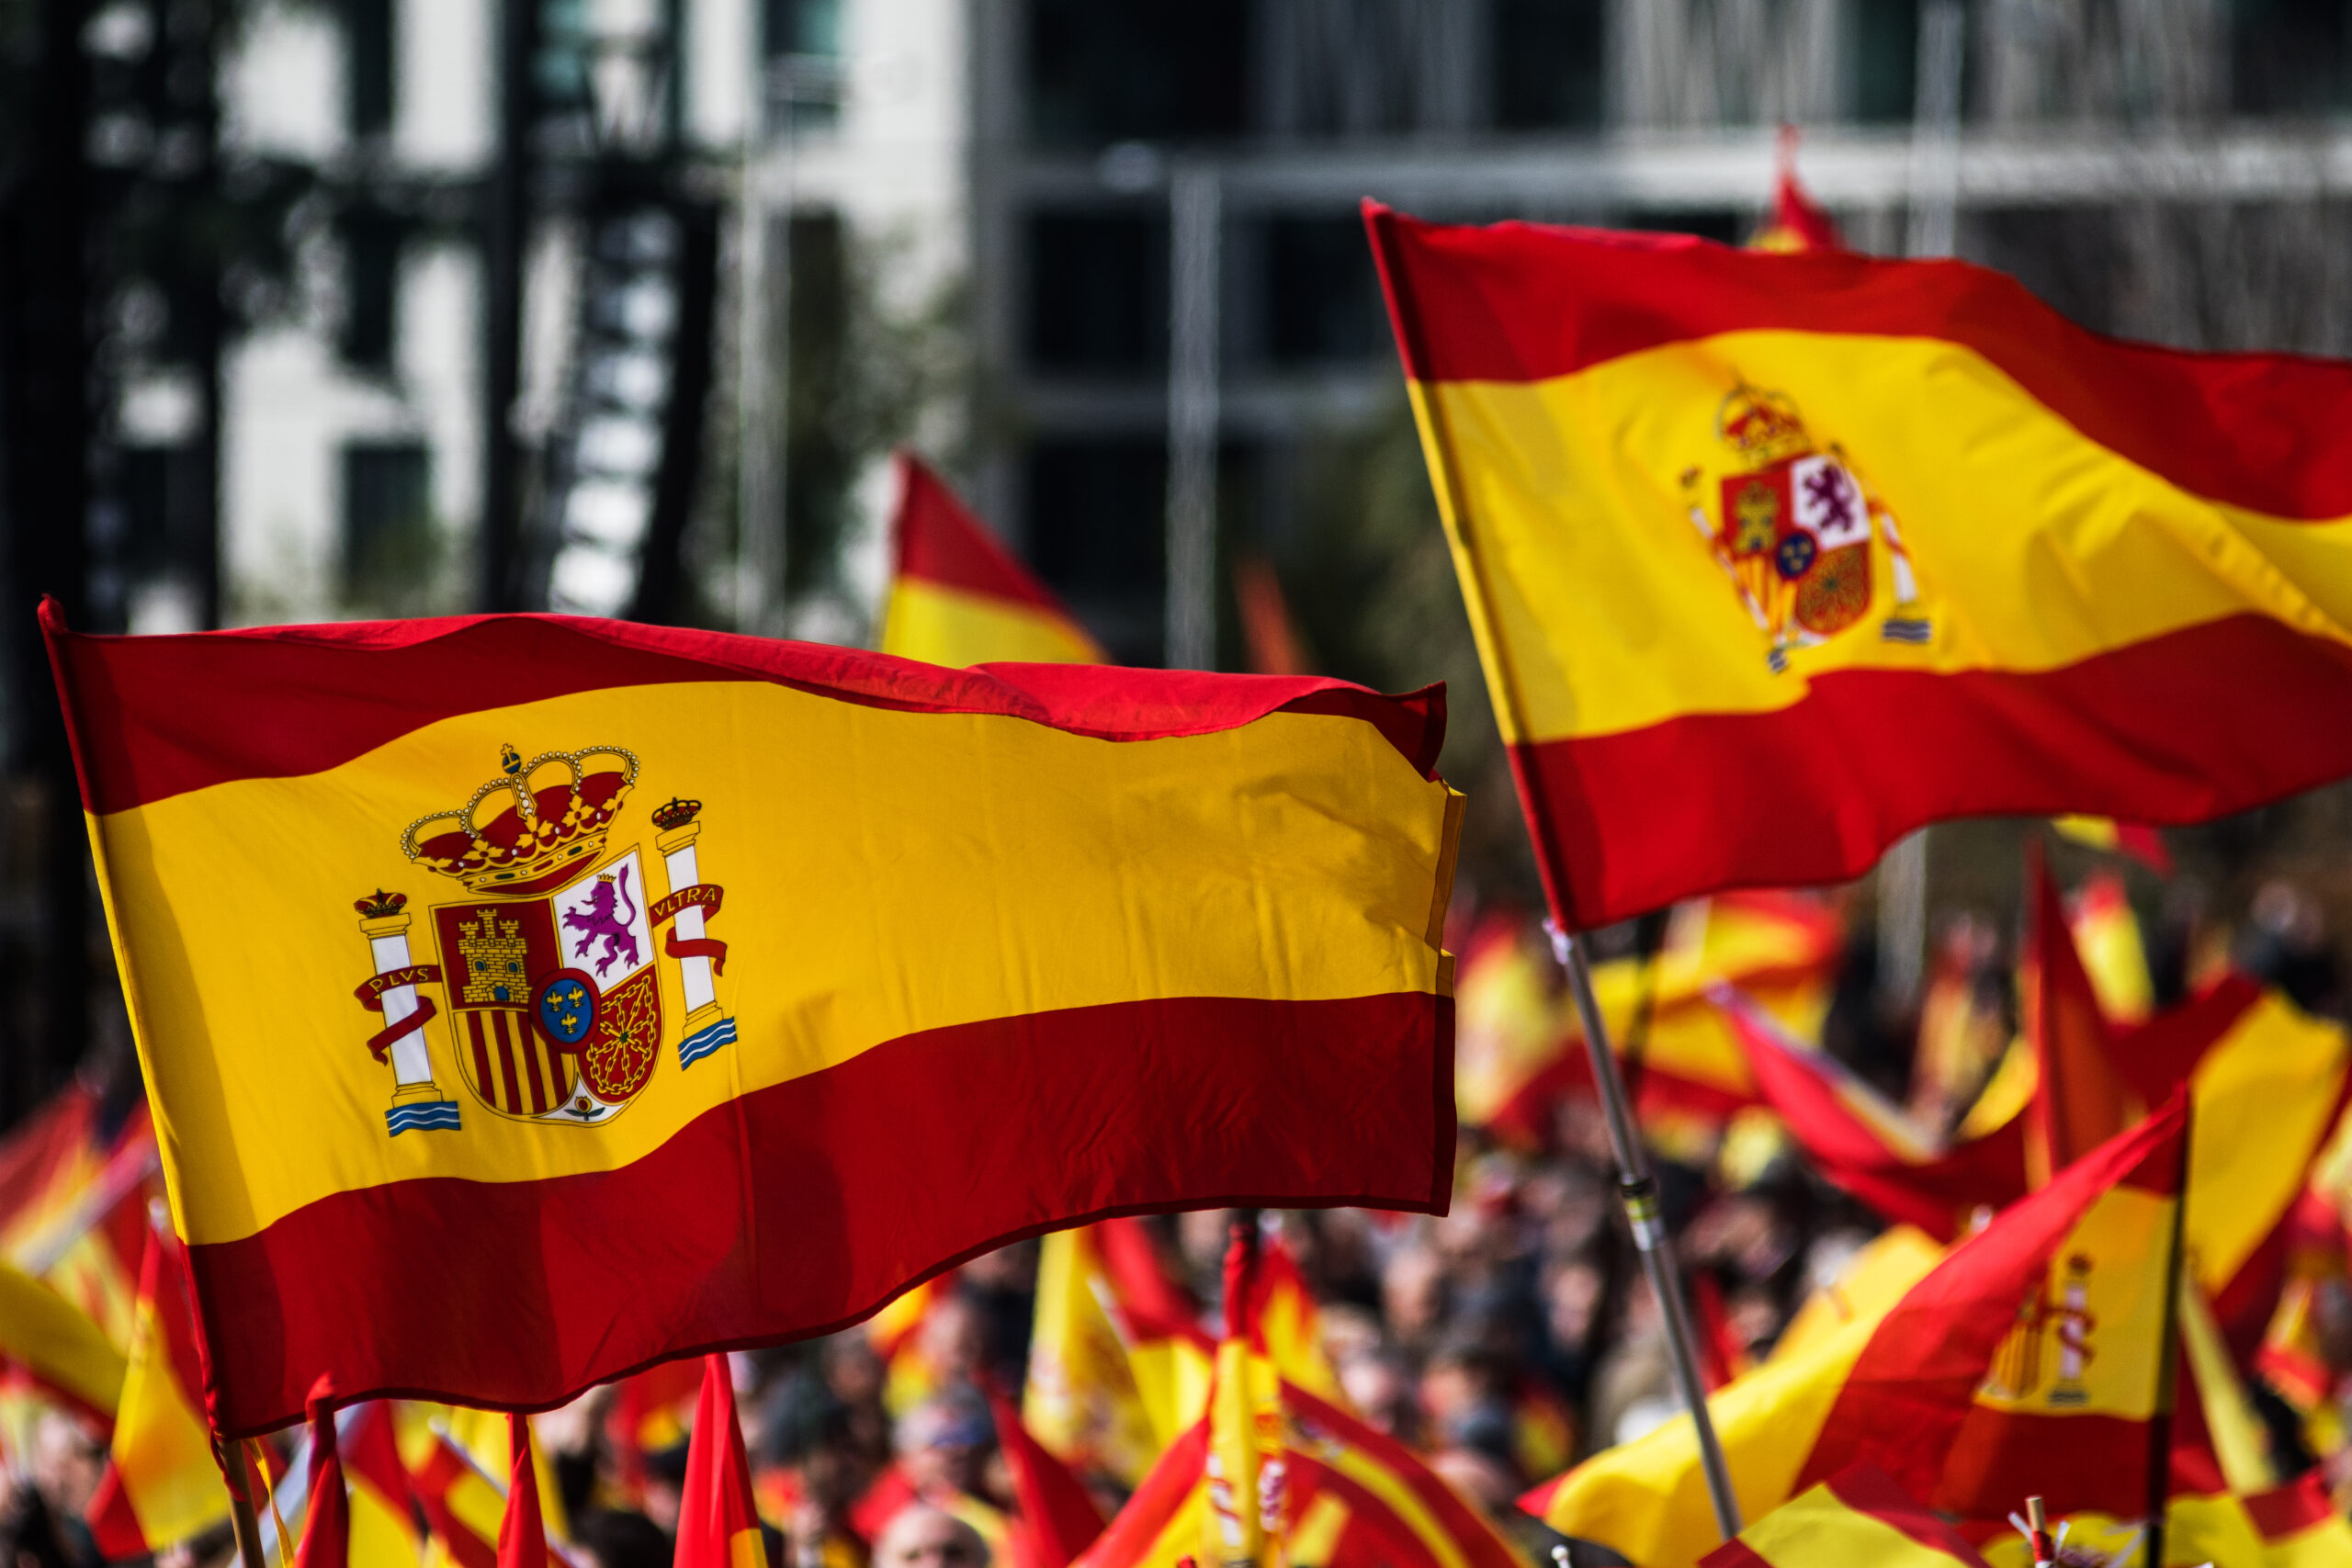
(1679, 379), (1931, 671)
(349, 743), (735, 1136)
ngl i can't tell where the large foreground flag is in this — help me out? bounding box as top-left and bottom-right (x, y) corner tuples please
(1523, 1099), (2190, 1568)
(879, 453), (1105, 667)
(47, 606), (1461, 1435)
(1367, 205), (2352, 927)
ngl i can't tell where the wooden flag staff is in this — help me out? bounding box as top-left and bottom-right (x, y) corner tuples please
(1549, 922), (1744, 1538)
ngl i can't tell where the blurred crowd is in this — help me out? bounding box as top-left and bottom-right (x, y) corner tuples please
(10, 858), (2352, 1568)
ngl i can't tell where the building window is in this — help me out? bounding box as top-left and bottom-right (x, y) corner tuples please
(343, 441), (435, 603)
(1850, 0), (1918, 123)
(119, 444), (202, 584)
(1027, 0), (1250, 145)
(2233, 0), (2352, 113)
(1026, 438), (1166, 663)
(1493, 0), (1604, 130)
(1026, 211), (1167, 374)
(341, 207), (403, 370)
(1264, 216), (1385, 366)
(345, 0), (394, 137)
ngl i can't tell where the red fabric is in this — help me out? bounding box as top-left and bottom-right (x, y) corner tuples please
(1501, 612), (2352, 929)
(847, 1464), (917, 1544)
(2025, 846), (2133, 1175)
(42, 602), (1447, 814)
(892, 454), (1069, 614)
(85, 1465), (147, 1560)
(1816, 1463), (1994, 1565)
(411, 1438), (499, 1568)
(496, 1416), (548, 1568)
(293, 1382), (347, 1568)
(1092, 1219), (1210, 1347)
(342, 1404), (411, 1519)
(1717, 993), (2029, 1239)
(677, 1357), (762, 1568)
(2245, 1472), (2337, 1539)
(1365, 203), (2352, 522)
(1796, 1097), (2189, 1524)
(1689, 1272), (1740, 1392)
(2106, 973), (2260, 1104)
(186, 992), (1449, 1437)
(1766, 164), (1845, 253)
(987, 1388), (1105, 1568)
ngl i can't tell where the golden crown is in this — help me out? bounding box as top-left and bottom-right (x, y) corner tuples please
(1715, 381), (1811, 466)
(401, 744), (639, 894)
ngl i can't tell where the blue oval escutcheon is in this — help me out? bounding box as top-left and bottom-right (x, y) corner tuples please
(533, 968), (601, 1050)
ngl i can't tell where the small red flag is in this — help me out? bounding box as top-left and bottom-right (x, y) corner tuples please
(989, 1386), (1105, 1568)
(496, 1416), (548, 1568)
(676, 1356), (763, 1568)
(293, 1381), (347, 1568)
(2025, 844), (2135, 1180)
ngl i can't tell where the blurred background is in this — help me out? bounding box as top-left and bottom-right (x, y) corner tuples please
(6, 0), (2352, 1139)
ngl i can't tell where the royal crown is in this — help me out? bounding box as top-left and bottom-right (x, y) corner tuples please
(401, 744), (639, 894)
(355, 888), (408, 919)
(650, 796), (701, 832)
(1715, 380), (1811, 466)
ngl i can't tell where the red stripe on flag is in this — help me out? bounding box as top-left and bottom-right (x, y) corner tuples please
(469, 1014), (495, 1113)
(1507, 613), (2352, 928)
(184, 991), (1452, 1435)
(44, 607), (1445, 814)
(1363, 203), (2352, 522)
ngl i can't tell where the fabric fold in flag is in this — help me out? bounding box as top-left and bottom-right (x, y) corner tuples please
(1367, 203), (2352, 927)
(49, 605), (1461, 1436)
(879, 452), (1105, 668)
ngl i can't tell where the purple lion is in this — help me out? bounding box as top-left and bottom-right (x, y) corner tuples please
(563, 866), (641, 976)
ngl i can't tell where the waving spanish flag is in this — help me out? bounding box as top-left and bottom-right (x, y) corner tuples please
(1077, 1233), (1522, 1568)
(1368, 205), (2352, 927)
(47, 606), (1459, 1436)
(880, 454), (1105, 667)
(86, 1218), (231, 1558)
(1524, 1098), (2190, 1568)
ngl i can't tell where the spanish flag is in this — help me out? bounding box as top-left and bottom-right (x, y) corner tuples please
(879, 454), (1105, 667)
(47, 605), (1459, 1436)
(677, 1358), (763, 1568)
(86, 1217), (232, 1559)
(0, 1085), (159, 1348)
(1464, 891), (1840, 1143)
(1523, 1098), (2189, 1568)
(1368, 204), (2352, 928)
(1700, 1465), (1995, 1568)
(0, 1258), (125, 1429)
(1027, 1219), (1216, 1483)
(1077, 1234), (1522, 1568)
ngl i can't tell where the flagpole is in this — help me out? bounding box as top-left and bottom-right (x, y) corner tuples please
(1366, 209), (1742, 1541)
(1551, 924), (1744, 1539)
(219, 1439), (268, 1568)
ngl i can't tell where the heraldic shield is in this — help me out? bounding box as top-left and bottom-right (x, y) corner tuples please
(429, 847), (662, 1122)
(350, 739), (733, 1135)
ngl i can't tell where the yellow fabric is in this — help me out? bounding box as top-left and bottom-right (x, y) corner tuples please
(1732, 1478), (1968, 1568)
(349, 1459), (427, 1568)
(1538, 1314), (1877, 1568)
(1409, 333), (2352, 746)
(1204, 1334), (1279, 1568)
(0, 1259), (126, 1417)
(90, 686), (1459, 1246)
(2182, 995), (2350, 1298)
(2268, 1508), (2352, 1568)
(2069, 881), (2155, 1025)
(880, 581), (1105, 668)
(1971, 1184), (2173, 1421)
(1770, 1226), (1944, 1367)
(108, 1263), (230, 1550)
(1454, 897), (1835, 1127)
(1024, 1229), (1163, 1484)
(1127, 1337), (1216, 1454)
(1980, 1495), (2299, 1568)
(2183, 1279), (2279, 1495)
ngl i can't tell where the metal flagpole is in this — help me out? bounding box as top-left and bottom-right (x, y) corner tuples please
(1550, 922), (1743, 1538)
(1164, 162), (1220, 671)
